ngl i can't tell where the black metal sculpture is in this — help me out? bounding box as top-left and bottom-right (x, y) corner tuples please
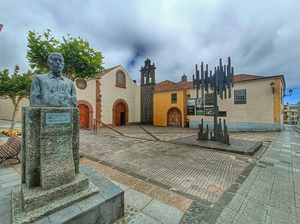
(195, 57), (234, 144)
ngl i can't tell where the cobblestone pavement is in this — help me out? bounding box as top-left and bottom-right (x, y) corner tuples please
(1, 120), (292, 223)
(80, 126), (260, 204)
(211, 126), (300, 224)
(180, 201), (209, 223)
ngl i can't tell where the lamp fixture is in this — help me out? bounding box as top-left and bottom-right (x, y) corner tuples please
(284, 89), (293, 97)
(270, 81), (275, 94)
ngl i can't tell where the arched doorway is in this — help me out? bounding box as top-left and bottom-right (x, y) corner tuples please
(167, 107), (182, 127)
(77, 100), (94, 130)
(78, 104), (89, 128)
(115, 102), (126, 126)
(112, 99), (129, 126)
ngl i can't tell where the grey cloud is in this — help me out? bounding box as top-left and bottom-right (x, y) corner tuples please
(0, 0), (299, 93)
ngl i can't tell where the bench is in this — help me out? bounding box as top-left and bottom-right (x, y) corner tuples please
(0, 135), (21, 164)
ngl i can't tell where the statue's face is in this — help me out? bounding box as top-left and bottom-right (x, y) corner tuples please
(49, 54), (64, 74)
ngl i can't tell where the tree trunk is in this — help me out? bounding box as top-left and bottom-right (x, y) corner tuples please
(10, 97), (22, 131)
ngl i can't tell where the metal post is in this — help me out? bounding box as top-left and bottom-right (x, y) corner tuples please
(195, 57), (234, 145)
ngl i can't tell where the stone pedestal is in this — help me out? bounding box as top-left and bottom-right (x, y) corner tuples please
(20, 107), (80, 189)
(10, 107), (121, 224)
(4, 166), (124, 224)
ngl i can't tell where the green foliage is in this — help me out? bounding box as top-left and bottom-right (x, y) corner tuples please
(0, 65), (33, 130)
(0, 65), (32, 102)
(27, 29), (105, 80)
(284, 113), (289, 120)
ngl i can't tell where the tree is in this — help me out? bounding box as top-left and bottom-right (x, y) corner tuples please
(27, 29), (105, 81)
(284, 113), (289, 120)
(0, 66), (33, 130)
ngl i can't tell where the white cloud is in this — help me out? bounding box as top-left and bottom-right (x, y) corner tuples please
(0, 0), (299, 92)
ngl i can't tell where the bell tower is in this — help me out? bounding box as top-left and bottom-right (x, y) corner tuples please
(140, 58), (156, 124)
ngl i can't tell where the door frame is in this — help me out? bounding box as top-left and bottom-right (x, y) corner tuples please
(167, 107), (182, 127)
(112, 99), (129, 126)
(77, 100), (94, 130)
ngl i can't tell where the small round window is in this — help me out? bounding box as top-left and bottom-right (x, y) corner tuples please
(76, 79), (87, 90)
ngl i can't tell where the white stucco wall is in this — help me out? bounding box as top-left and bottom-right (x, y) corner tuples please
(76, 79), (96, 117)
(0, 98), (29, 121)
(188, 79), (275, 125)
(100, 65), (140, 124)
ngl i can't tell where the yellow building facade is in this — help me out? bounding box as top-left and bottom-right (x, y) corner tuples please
(153, 77), (193, 127)
(154, 74), (286, 131)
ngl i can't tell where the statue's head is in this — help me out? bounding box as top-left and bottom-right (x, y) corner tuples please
(47, 52), (64, 75)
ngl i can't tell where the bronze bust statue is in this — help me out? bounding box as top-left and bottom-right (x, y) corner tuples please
(30, 52), (77, 107)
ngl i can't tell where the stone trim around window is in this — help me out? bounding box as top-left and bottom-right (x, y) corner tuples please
(76, 79), (87, 90)
(115, 70), (126, 88)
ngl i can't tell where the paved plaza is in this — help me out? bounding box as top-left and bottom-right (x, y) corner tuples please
(215, 125), (300, 224)
(1, 120), (300, 223)
(81, 127), (251, 204)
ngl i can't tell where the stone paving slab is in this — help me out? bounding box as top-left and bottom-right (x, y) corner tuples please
(171, 135), (262, 155)
(142, 199), (185, 224)
(0, 158), (189, 224)
(214, 126), (300, 224)
(128, 212), (161, 224)
(1, 164), (124, 224)
(125, 189), (152, 210)
(1, 121), (286, 224)
(80, 130), (251, 204)
(294, 124), (300, 132)
(80, 158), (193, 213)
(0, 172), (20, 186)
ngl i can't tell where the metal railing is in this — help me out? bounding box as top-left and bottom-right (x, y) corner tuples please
(79, 124), (89, 129)
(93, 119), (124, 136)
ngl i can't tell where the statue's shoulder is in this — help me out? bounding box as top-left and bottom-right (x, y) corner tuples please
(33, 73), (49, 80)
(63, 76), (75, 84)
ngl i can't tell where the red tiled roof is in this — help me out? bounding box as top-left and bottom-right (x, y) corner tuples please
(155, 74), (285, 92)
(97, 65), (119, 78)
(234, 74), (284, 82)
(155, 80), (193, 92)
(234, 74), (262, 82)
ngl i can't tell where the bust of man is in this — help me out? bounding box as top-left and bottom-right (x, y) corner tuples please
(30, 52), (77, 107)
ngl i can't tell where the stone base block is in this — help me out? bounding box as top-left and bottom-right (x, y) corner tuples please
(6, 166), (124, 224)
(12, 182), (99, 223)
(20, 172), (90, 212)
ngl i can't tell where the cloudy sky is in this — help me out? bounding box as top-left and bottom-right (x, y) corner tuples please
(1, 0), (299, 103)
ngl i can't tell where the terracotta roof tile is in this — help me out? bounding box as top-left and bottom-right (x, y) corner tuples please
(234, 74), (262, 82)
(234, 74), (284, 82)
(97, 65), (119, 78)
(155, 74), (285, 92)
(155, 80), (193, 92)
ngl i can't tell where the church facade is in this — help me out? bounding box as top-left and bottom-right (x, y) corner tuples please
(76, 65), (140, 129)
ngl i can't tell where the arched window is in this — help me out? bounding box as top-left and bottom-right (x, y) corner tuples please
(116, 70), (126, 88)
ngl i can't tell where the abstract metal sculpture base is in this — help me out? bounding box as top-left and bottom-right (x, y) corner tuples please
(198, 119), (230, 145)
